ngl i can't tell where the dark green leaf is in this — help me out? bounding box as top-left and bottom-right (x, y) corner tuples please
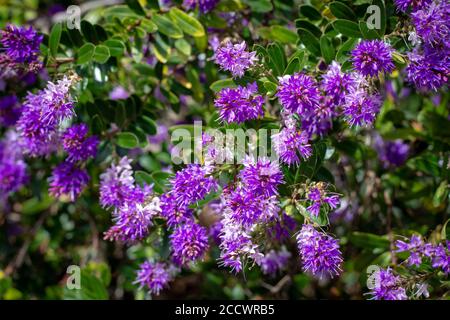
(320, 36), (335, 63)
(116, 132), (139, 148)
(329, 2), (356, 20)
(49, 22), (62, 57)
(77, 42), (95, 64)
(333, 19), (362, 38)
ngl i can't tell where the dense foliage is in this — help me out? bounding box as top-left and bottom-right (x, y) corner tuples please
(0, 0), (449, 300)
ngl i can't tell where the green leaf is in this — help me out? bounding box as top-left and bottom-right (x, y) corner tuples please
(299, 4), (322, 21)
(245, 0), (273, 13)
(169, 7), (205, 37)
(263, 81), (277, 96)
(210, 79), (236, 92)
(259, 25), (298, 44)
(125, 0), (146, 15)
(138, 116), (157, 135)
(141, 19), (158, 33)
(152, 14), (183, 39)
(116, 132), (139, 148)
(81, 20), (98, 44)
(284, 57), (300, 75)
(333, 19), (362, 38)
(175, 38), (192, 56)
(49, 22), (62, 57)
(267, 42), (286, 76)
(93, 45), (110, 63)
(135, 171), (153, 186)
(336, 38), (358, 63)
(77, 43), (95, 64)
(320, 35), (335, 63)
(349, 232), (390, 250)
(295, 19), (322, 38)
(359, 20), (380, 39)
(297, 28), (320, 56)
(104, 39), (125, 57)
(329, 2), (356, 20)
(433, 181), (449, 207)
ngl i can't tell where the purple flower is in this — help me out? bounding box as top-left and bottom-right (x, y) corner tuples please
(0, 131), (27, 199)
(258, 248), (291, 275)
(62, 123), (98, 163)
(48, 162), (89, 201)
(17, 76), (75, 156)
(266, 212), (297, 242)
(394, 0), (432, 13)
(296, 224), (343, 279)
(0, 95), (21, 126)
(104, 198), (159, 243)
(170, 222), (209, 266)
(239, 157), (283, 197)
(321, 61), (354, 106)
(135, 261), (174, 295)
(0, 24), (42, 63)
(183, 0), (219, 13)
(272, 124), (312, 165)
(368, 268), (408, 300)
(227, 188), (268, 226)
(170, 164), (218, 207)
(351, 40), (394, 77)
(214, 41), (257, 78)
(276, 73), (321, 115)
(430, 243), (449, 274)
(406, 47), (449, 91)
(109, 86), (129, 100)
(99, 157), (144, 208)
(306, 184), (340, 217)
(374, 135), (410, 168)
(411, 1), (450, 46)
(218, 200), (262, 272)
(300, 98), (336, 137)
(395, 235), (425, 267)
(160, 193), (193, 228)
(214, 82), (264, 123)
(343, 87), (382, 127)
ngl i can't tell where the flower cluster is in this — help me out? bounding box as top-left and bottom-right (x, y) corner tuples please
(367, 268), (408, 300)
(276, 73), (321, 114)
(404, 0), (450, 91)
(258, 247), (291, 276)
(217, 158), (285, 272)
(135, 261), (177, 296)
(0, 24), (42, 76)
(0, 131), (27, 200)
(157, 164), (217, 267)
(296, 224), (343, 279)
(214, 41), (258, 78)
(373, 135), (410, 168)
(48, 162), (90, 201)
(396, 235), (449, 273)
(351, 40), (394, 77)
(272, 117), (312, 165)
(17, 76), (75, 156)
(342, 73), (382, 127)
(62, 124), (99, 163)
(101, 157), (161, 243)
(305, 183), (340, 217)
(214, 82), (264, 123)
